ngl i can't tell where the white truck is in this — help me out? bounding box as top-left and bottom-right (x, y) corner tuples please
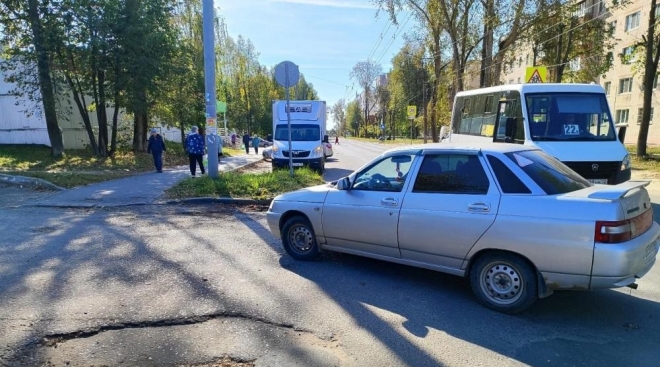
(271, 100), (329, 173)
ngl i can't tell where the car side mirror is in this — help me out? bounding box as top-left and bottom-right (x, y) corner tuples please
(616, 123), (627, 143)
(336, 177), (351, 190)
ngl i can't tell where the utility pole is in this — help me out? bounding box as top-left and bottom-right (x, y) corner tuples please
(203, 0), (219, 177)
(423, 81), (427, 144)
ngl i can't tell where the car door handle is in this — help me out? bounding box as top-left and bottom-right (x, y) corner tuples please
(381, 198), (399, 207)
(468, 202), (490, 212)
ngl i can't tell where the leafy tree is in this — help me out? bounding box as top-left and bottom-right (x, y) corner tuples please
(0, 0), (64, 157)
(350, 60), (383, 137)
(331, 99), (347, 136)
(635, 0), (660, 156)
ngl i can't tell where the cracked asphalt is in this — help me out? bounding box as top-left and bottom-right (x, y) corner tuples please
(2, 141), (660, 366)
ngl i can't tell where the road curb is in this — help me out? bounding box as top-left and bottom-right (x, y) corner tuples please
(0, 173), (67, 191)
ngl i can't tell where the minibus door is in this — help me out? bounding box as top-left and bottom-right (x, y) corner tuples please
(492, 99), (517, 143)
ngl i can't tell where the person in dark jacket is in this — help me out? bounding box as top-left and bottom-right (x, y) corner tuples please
(147, 128), (166, 173)
(185, 126), (206, 177)
(242, 132), (250, 154)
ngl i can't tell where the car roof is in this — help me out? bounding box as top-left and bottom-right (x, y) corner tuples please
(383, 142), (538, 155)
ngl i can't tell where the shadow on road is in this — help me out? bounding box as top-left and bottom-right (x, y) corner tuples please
(278, 248), (660, 367)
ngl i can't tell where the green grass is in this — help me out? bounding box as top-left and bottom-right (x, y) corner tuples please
(0, 143), (190, 188)
(626, 145), (660, 176)
(166, 167), (325, 200)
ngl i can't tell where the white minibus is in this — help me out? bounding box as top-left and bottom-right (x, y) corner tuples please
(446, 83), (631, 184)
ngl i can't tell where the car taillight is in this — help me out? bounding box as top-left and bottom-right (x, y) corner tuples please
(595, 208), (653, 243)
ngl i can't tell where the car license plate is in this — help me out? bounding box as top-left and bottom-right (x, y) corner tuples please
(292, 163), (303, 167)
(588, 179), (608, 185)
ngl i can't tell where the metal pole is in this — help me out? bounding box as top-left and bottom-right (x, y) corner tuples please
(203, 0), (218, 178)
(286, 65), (294, 177)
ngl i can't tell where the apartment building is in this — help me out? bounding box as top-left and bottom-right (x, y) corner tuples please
(603, 0), (660, 144)
(501, 0), (660, 144)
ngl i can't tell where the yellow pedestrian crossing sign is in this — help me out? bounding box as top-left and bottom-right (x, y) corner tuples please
(407, 105), (417, 119)
(525, 67), (547, 83)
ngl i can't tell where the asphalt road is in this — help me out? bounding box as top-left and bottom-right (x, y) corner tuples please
(1, 140), (660, 367)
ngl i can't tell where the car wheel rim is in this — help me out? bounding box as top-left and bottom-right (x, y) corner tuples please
(479, 261), (523, 305)
(288, 224), (314, 254)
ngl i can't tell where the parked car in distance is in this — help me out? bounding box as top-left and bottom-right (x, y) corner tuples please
(266, 143), (660, 313)
(323, 142), (333, 158)
(251, 138), (272, 148)
(262, 146), (273, 161)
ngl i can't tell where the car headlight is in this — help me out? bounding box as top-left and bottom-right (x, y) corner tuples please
(312, 145), (323, 157)
(272, 145), (282, 157)
(621, 154), (631, 171)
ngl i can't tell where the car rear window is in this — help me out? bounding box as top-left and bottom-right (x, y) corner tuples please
(504, 150), (591, 195)
(486, 155), (531, 194)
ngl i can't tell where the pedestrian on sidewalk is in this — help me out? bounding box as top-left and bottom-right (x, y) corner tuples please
(231, 132), (237, 148)
(335, 135), (339, 145)
(252, 133), (260, 154)
(185, 126), (205, 177)
(147, 128), (166, 173)
(242, 131), (250, 154)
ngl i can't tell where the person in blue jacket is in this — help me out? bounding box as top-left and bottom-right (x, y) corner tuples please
(252, 133), (260, 154)
(185, 126), (206, 177)
(147, 128), (166, 173)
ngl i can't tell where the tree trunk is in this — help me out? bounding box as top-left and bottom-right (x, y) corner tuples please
(110, 90), (120, 157)
(133, 112), (148, 152)
(480, 0), (494, 87)
(64, 73), (99, 155)
(96, 69), (109, 157)
(27, 0), (64, 158)
(637, 0), (659, 156)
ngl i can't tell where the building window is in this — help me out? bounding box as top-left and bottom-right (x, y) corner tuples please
(625, 12), (641, 32)
(616, 109), (629, 124)
(598, 0), (607, 14)
(569, 57), (581, 71)
(609, 20), (617, 35)
(517, 77), (521, 83)
(638, 108), (654, 124)
(654, 74), (658, 89)
(508, 79), (514, 84)
(604, 82), (611, 95)
(619, 78), (633, 94)
(526, 54), (530, 65)
(622, 46), (635, 64)
(574, 1), (587, 17)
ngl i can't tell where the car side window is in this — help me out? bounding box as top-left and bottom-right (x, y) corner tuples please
(352, 154), (415, 192)
(486, 155), (531, 194)
(412, 154), (490, 194)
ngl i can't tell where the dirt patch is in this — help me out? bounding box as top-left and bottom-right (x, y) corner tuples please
(234, 160), (271, 175)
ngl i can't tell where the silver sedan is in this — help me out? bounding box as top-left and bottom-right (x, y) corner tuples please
(266, 143), (660, 313)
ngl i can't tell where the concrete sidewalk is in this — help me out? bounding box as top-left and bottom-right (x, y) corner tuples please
(29, 154), (263, 208)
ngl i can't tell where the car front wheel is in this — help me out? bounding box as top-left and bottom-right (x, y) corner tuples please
(469, 252), (538, 314)
(281, 216), (320, 261)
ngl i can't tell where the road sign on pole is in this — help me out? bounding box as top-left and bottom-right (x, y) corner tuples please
(274, 61), (300, 177)
(525, 66), (547, 83)
(407, 106), (417, 119)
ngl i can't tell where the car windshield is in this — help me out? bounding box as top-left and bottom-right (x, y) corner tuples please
(525, 93), (616, 142)
(274, 124), (320, 141)
(504, 150), (591, 195)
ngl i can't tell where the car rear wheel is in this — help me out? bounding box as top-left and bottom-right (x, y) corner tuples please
(281, 216), (320, 261)
(469, 252), (538, 314)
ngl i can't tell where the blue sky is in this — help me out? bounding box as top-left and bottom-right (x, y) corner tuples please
(218, 0), (415, 126)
